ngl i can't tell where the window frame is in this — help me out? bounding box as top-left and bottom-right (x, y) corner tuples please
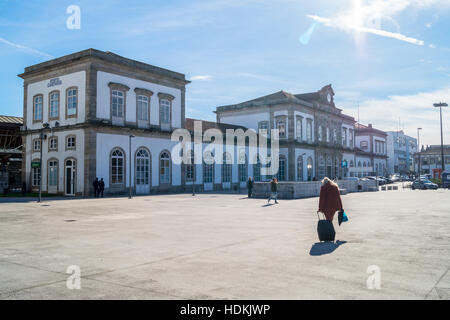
(134, 88), (153, 127)
(33, 94), (43, 123)
(47, 158), (59, 189)
(65, 86), (78, 119)
(159, 150), (172, 185)
(110, 148), (125, 185)
(65, 135), (76, 151)
(32, 138), (41, 153)
(158, 92), (175, 131)
(48, 136), (58, 152)
(48, 90), (60, 120)
(275, 116), (287, 139)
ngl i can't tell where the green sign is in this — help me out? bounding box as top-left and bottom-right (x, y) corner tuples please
(31, 161), (41, 168)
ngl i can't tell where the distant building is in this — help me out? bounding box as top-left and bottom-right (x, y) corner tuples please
(0, 115), (23, 193)
(386, 131), (418, 174)
(414, 145), (450, 179)
(354, 123), (388, 177)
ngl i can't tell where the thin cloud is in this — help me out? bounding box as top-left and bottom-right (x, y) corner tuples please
(342, 87), (450, 146)
(190, 75), (213, 81)
(307, 14), (424, 46)
(0, 37), (54, 59)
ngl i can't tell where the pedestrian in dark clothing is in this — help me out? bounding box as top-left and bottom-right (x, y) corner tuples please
(318, 177), (343, 222)
(268, 177), (279, 204)
(22, 182), (27, 197)
(247, 177), (254, 198)
(99, 178), (105, 198)
(93, 178), (99, 198)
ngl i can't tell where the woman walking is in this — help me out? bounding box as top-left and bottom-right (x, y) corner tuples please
(318, 177), (343, 221)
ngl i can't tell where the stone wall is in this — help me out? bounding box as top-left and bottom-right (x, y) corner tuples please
(252, 179), (378, 199)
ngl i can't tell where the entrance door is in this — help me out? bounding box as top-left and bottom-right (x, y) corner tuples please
(65, 159), (76, 196)
(136, 149), (150, 194)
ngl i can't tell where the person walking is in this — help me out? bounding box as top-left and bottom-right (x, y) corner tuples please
(318, 177), (343, 222)
(93, 178), (99, 198)
(247, 177), (254, 198)
(268, 177), (279, 204)
(99, 178), (105, 198)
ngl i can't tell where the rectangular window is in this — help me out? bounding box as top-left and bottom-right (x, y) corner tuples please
(67, 88), (77, 116)
(48, 160), (58, 187)
(203, 163), (213, 183)
(112, 90), (124, 118)
(33, 139), (41, 152)
(361, 141), (368, 150)
(66, 136), (76, 150)
(276, 118), (286, 138)
(306, 120), (312, 143)
(160, 99), (171, 124)
(33, 95), (43, 121)
(49, 137), (58, 151)
(137, 95), (149, 121)
(32, 167), (41, 186)
(349, 129), (354, 147)
(49, 92), (59, 119)
(343, 128), (347, 146)
(326, 127), (330, 142)
(258, 121), (269, 135)
(296, 117), (303, 140)
(186, 152), (195, 181)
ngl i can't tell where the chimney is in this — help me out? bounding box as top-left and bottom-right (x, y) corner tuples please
(368, 124), (372, 128)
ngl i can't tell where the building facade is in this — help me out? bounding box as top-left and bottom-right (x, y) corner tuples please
(354, 123), (388, 177)
(386, 130), (418, 175)
(0, 116), (23, 193)
(414, 145), (450, 178)
(215, 85), (358, 181)
(20, 49), (192, 196)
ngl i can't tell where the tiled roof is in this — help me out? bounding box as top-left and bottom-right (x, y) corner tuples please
(0, 115), (23, 124)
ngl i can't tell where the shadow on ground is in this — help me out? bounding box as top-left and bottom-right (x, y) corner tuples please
(309, 240), (347, 256)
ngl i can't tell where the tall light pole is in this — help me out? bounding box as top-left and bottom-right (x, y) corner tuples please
(434, 102), (448, 177)
(417, 128), (422, 180)
(129, 134), (135, 199)
(191, 139), (195, 196)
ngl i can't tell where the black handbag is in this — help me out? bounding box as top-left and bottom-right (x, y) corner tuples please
(317, 211), (336, 242)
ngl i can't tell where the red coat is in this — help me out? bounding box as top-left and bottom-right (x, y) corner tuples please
(319, 183), (343, 213)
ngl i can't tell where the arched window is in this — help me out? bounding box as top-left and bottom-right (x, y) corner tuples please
(297, 156), (303, 181)
(307, 157), (313, 181)
(253, 156), (261, 182)
(277, 155), (286, 181)
(222, 153), (232, 182)
(136, 148), (150, 186)
(350, 160), (354, 167)
(238, 154), (248, 182)
(363, 161), (367, 167)
(160, 151), (171, 184)
(111, 149), (124, 184)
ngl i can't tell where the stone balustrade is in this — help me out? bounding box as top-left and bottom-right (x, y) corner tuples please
(252, 179), (378, 199)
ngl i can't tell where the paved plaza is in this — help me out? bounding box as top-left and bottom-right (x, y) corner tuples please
(1, 184), (449, 300)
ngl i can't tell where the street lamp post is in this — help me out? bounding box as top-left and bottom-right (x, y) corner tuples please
(433, 102), (448, 177)
(129, 134), (135, 199)
(38, 123), (50, 203)
(192, 140), (195, 196)
(417, 128), (422, 181)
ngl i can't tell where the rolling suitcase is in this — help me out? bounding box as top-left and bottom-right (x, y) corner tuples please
(317, 211), (336, 242)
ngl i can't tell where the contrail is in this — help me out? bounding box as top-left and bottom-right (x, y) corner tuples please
(0, 37), (54, 59)
(307, 14), (424, 46)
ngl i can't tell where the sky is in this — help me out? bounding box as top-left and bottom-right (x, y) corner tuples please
(0, 0), (449, 146)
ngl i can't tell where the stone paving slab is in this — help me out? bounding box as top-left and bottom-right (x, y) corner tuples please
(0, 184), (449, 299)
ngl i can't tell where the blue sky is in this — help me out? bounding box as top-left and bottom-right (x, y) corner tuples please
(0, 0), (449, 146)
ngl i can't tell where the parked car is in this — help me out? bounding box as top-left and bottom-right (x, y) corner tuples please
(411, 179), (438, 190)
(390, 174), (400, 182)
(383, 177), (394, 184)
(343, 177), (359, 181)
